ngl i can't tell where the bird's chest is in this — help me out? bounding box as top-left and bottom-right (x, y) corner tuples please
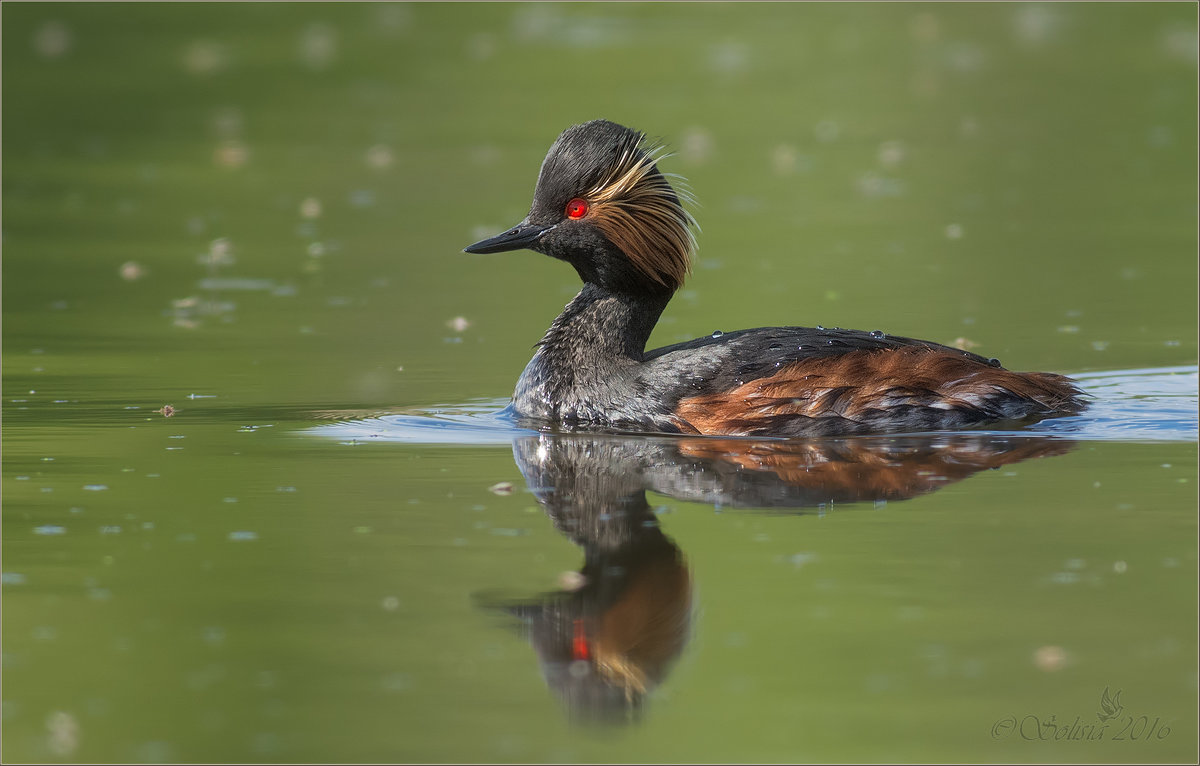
(511, 350), (633, 424)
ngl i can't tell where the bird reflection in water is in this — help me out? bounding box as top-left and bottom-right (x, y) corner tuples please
(478, 432), (1074, 724)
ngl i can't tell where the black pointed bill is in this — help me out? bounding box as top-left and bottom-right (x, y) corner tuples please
(464, 221), (556, 254)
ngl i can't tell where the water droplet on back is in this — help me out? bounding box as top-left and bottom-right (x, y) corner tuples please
(711, 330), (724, 338)
(816, 325), (826, 331)
(870, 329), (886, 339)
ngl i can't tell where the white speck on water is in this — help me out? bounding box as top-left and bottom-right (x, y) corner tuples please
(228, 530), (258, 541)
(944, 223), (964, 239)
(488, 481), (514, 496)
(33, 525), (66, 536)
(877, 140), (906, 167)
(679, 126), (715, 165)
(382, 596), (401, 611)
(222, 497), (238, 504)
(119, 261), (145, 281)
(1091, 340), (1110, 351)
(45, 710), (80, 757)
(1162, 23), (1198, 63)
(99, 526), (121, 535)
(1147, 125), (1174, 148)
(898, 606), (925, 621)
(83, 484), (108, 491)
(299, 23), (338, 69)
(366, 143), (394, 170)
(789, 552), (818, 568)
(1113, 560), (1128, 574)
(814, 119), (840, 143)
(1013, 4), (1062, 45)
(1049, 571), (1079, 585)
(133, 741), (174, 763)
(183, 39), (227, 75)
(1034, 645), (1067, 672)
(33, 21), (72, 58)
(299, 197), (322, 219)
(2, 573), (28, 585)
(1057, 325), (1080, 334)
(708, 40), (749, 76)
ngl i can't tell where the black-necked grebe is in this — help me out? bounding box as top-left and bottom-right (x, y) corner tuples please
(465, 120), (1085, 437)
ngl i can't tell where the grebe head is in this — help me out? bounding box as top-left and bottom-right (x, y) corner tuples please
(464, 120), (697, 294)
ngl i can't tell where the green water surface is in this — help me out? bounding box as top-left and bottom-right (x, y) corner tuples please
(3, 3), (1197, 763)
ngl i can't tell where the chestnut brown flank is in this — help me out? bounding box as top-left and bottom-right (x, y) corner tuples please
(675, 347), (1082, 435)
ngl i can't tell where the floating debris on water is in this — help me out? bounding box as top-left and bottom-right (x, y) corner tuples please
(83, 484), (108, 491)
(366, 143), (394, 170)
(1034, 645), (1067, 672)
(33, 525), (66, 536)
(158, 405), (176, 417)
(120, 261), (145, 281)
(228, 530), (258, 541)
(488, 481), (514, 496)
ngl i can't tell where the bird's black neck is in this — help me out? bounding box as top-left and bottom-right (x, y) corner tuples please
(538, 282), (671, 363)
(511, 283), (672, 423)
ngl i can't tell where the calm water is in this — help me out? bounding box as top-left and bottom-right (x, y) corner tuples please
(3, 3), (1197, 763)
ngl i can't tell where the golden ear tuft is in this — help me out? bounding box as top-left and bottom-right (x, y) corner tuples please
(585, 141), (697, 291)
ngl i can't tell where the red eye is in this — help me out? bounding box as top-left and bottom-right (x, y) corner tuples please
(565, 198), (589, 219)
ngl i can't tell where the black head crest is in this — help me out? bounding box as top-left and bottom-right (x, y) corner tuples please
(534, 120), (697, 291)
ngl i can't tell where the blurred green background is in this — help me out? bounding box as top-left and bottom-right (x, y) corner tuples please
(3, 3), (1197, 763)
